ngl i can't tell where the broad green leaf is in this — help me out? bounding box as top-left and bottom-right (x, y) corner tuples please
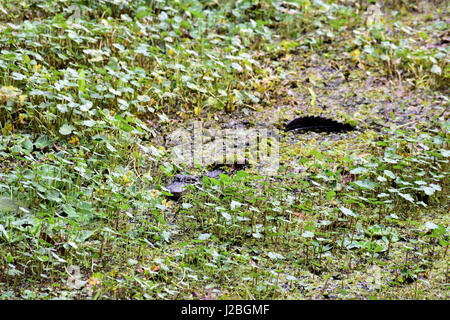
(383, 170), (396, 179)
(302, 231), (314, 238)
(198, 233), (211, 241)
(339, 206), (358, 217)
(221, 211), (232, 221)
(350, 167), (367, 174)
(430, 64), (441, 75)
(35, 135), (52, 149)
(59, 124), (76, 135)
(62, 204), (77, 217)
(424, 221), (438, 230)
(230, 200), (242, 210)
(127, 259), (138, 266)
(82, 120), (96, 127)
(399, 192), (414, 203)
(267, 252), (284, 260)
(354, 179), (377, 190)
(420, 186), (435, 196)
(231, 62), (243, 72)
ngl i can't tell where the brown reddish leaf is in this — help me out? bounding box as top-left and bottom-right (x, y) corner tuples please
(293, 212), (306, 219)
(193, 288), (212, 300)
(357, 153), (371, 158)
(152, 265), (161, 272)
(53, 142), (62, 152)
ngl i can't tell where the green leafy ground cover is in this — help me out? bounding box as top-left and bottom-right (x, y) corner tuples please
(0, 0), (448, 299)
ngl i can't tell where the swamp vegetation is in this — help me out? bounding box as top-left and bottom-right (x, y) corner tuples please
(0, 0), (448, 299)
